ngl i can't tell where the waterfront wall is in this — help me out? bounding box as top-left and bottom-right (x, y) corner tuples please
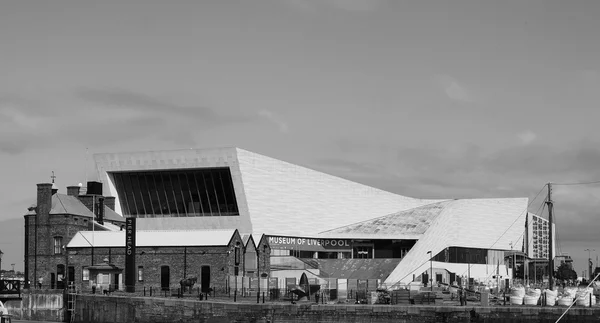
(3, 290), (64, 322)
(74, 295), (600, 323)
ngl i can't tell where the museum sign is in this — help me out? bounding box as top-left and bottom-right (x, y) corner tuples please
(267, 235), (351, 251)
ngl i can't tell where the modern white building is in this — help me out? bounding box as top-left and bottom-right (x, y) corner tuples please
(93, 147), (528, 287)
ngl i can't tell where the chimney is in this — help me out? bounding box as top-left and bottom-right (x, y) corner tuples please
(97, 197), (105, 225)
(36, 183), (53, 219)
(104, 196), (116, 211)
(51, 183), (58, 195)
(67, 186), (80, 197)
(86, 181), (103, 196)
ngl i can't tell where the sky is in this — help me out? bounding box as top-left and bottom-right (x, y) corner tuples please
(1, 0), (600, 274)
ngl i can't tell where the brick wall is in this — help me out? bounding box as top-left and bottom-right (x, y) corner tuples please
(24, 213), (91, 288)
(66, 231), (247, 293)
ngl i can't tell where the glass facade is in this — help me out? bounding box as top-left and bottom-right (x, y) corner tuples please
(110, 168), (239, 217)
(432, 247), (489, 264)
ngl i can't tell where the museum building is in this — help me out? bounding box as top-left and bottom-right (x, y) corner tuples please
(24, 147), (531, 294)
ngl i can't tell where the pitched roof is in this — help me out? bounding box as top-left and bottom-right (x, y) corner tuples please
(51, 194), (95, 217)
(103, 206), (125, 223)
(318, 200), (452, 239)
(67, 229), (237, 248)
(26, 193), (124, 222)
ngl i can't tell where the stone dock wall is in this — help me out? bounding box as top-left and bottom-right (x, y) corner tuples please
(73, 295), (600, 323)
(2, 290), (64, 322)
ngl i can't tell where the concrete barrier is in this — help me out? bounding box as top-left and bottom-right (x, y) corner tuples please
(3, 290), (64, 322)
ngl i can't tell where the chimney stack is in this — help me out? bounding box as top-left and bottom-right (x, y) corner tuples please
(104, 196), (116, 211)
(36, 183), (53, 219)
(67, 186), (80, 197)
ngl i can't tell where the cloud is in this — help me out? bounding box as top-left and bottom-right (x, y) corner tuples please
(75, 87), (250, 124)
(0, 88), (259, 155)
(435, 74), (474, 103)
(315, 139), (600, 244)
(517, 130), (537, 145)
(258, 109), (289, 133)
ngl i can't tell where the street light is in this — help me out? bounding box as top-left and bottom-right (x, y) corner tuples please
(427, 250), (433, 291)
(0, 249), (3, 279)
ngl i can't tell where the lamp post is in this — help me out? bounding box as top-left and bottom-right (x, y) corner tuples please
(427, 251), (433, 291)
(0, 249), (3, 279)
(466, 251), (470, 289)
(585, 248), (595, 281)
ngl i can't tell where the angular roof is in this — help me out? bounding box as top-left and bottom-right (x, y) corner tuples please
(383, 198), (528, 285)
(95, 147), (446, 236)
(67, 229), (237, 248)
(235, 148), (447, 236)
(318, 200), (452, 240)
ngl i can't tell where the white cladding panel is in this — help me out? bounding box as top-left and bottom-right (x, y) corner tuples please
(384, 198), (527, 285)
(235, 148), (440, 236)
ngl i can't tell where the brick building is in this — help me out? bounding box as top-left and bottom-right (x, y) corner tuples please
(24, 182), (125, 289)
(66, 229), (246, 293)
(24, 181), (270, 293)
(23, 147), (536, 295)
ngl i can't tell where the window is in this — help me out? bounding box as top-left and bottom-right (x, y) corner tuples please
(54, 237), (63, 254)
(111, 168), (240, 217)
(82, 267), (89, 281)
(138, 266), (144, 282)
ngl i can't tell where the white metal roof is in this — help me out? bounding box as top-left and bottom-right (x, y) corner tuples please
(94, 147), (445, 236)
(383, 197), (528, 285)
(67, 229), (236, 248)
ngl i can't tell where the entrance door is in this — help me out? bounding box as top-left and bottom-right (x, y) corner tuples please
(161, 266), (170, 291)
(114, 273), (120, 291)
(201, 266), (211, 293)
(57, 264), (65, 289)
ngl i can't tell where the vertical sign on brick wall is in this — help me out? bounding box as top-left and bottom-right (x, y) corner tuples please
(125, 217), (136, 292)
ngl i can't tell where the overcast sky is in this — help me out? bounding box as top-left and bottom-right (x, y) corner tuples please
(1, 0), (600, 274)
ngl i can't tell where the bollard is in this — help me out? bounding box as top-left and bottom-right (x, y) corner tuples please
(263, 292), (265, 303)
(590, 293), (593, 308)
(150, 286), (153, 297)
(257, 291), (260, 303)
(503, 291), (506, 306)
(234, 290), (237, 302)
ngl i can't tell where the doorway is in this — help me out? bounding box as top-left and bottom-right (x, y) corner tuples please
(201, 266), (211, 293)
(57, 264), (65, 289)
(161, 266), (170, 291)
